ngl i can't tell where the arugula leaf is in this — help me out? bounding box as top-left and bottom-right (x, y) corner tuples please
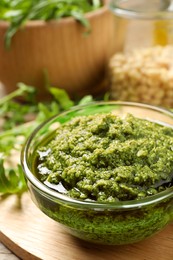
(78, 95), (94, 105)
(36, 101), (60, 123)
(0, 82), (36, 106)
(0, 83), (37, 131)
(0, 83), (98, 198)
(0, 159), (27, 195)
(49, 87), (74, 110)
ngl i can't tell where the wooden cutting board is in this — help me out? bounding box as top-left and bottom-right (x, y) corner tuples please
(0, 192), (173, 260)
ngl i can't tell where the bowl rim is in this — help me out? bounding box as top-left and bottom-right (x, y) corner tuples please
(21, 101), (173, 210)
(109, 0), (173, 20)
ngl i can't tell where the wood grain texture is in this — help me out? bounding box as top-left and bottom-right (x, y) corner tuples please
(1, 192), (173, 260)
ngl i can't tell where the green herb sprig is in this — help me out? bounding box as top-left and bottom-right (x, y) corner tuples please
(0, 83), (94, 197)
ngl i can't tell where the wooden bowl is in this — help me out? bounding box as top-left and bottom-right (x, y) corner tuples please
(0, 1), (121, 99)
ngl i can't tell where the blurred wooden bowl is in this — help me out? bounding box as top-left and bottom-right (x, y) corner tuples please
(0, 1), (120, 99)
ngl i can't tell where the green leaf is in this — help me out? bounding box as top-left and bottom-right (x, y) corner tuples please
(0, 159), (27, 195)
(78, 95), (94, 105)
(0, 81), (97, 199)
(103, 92), (110, 101)
(49, 87), (74, 110)
(92, 0), (102, 9)
(36, 102), (57, 123)
(0, 82), (36, 106)
(71, 9), (90, 28)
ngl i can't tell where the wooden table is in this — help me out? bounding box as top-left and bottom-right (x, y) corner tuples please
(0, 243), (19, 260)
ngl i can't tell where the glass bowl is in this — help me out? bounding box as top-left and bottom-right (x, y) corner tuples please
(21, 101), (173, 245)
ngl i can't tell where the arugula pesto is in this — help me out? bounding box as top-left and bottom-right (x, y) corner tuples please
(36, 113), (173, 202)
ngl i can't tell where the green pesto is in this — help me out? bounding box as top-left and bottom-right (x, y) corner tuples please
(36, 113), (173, 202)
(34, 183), (173, 245)
(37, 199), (172, 245)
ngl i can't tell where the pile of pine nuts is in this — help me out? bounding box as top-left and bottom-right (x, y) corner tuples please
(108, 45), (173, 108)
